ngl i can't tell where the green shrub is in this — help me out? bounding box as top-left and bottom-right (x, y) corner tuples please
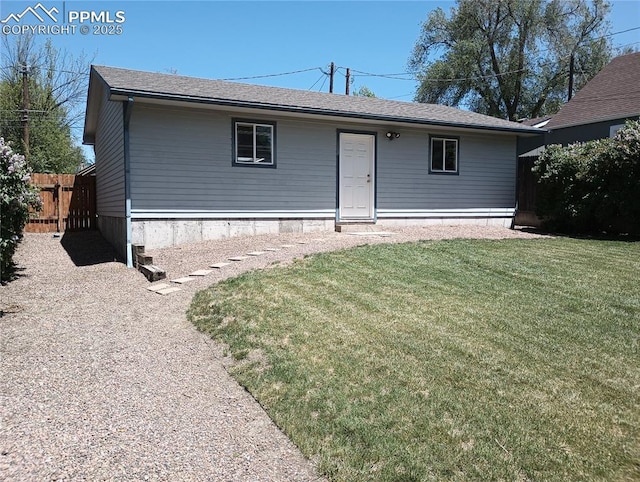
(533, 120), (640, 234)
(1, 138), (41, 283)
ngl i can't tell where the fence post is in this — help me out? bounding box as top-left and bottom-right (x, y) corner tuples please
(56, 175), (63, 232)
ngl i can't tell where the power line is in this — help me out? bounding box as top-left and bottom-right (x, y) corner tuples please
(388, 93), (415, 100)
(1, 25), (637, 83)
(0, 109), (51, 113)
(614, 40), (640, 52)
(0, 23), (634, 110)
(604, 26), (640, 37)
(0, 64), (90, 76)
(347, 69), (415, 80)
(220, 67), (323, 81)
(342, 25), (640, 83)
(318, 74), (328, 93)
(308, 71), (326, 91)
(349, 66), (533, 82)
(6, 65), (325, 81)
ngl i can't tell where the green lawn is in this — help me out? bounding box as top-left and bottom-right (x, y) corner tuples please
(188, 238), (640, 481)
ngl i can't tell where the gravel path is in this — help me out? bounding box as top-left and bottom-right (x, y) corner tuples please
(1, 226), (546, 480)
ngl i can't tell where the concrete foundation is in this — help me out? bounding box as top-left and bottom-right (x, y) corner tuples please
(131, 218), (335, 250)
(131, 216), (514, 250)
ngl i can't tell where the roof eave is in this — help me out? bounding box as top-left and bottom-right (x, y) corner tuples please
(108, 88), (543, 135)
(83, 67), (106, 145)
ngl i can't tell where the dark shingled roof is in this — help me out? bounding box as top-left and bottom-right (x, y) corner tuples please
(547, 52), (640, 129)
(88, 65), (540, 134)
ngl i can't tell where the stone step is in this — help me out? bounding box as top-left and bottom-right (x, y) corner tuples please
(171, 276), (195, 284)
(139, 264), (167, 282)
(136, 253), (153, 266)
(210, 262), (231, 269)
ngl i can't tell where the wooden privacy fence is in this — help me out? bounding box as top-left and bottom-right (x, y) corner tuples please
(515, 156), (542, 227)
(26, 173), (96, 233)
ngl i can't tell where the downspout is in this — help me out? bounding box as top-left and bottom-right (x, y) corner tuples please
(123, 97), (134, 267)
(513, 140), (520, 230)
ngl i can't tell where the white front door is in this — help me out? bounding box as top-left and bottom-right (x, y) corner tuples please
(339, 133), (375, 220)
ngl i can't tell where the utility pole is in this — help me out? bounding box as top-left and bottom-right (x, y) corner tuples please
(345, 68), (350, 95)
(329, 62), (335, 93)
(21, 62), (29, 161)
(568, 53), (575, 101)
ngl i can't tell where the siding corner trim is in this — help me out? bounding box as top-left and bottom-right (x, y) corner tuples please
(124, 97), (134, 268)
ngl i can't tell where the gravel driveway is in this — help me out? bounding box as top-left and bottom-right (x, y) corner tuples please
(1, 226), (545, 480)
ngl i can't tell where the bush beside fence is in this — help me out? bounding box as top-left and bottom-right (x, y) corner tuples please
(534, 120), (640, 235)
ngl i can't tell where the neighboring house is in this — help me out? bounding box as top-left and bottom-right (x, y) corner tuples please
(516, 51), (640, 226)
(518, 51), (640, 157)
(545, 51), (640, 143)
(83, 65), (540, 266)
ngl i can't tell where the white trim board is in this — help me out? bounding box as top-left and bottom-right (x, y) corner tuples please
(130, 209), (335, 219)
(129, 208), (515, 220)
(377, 208), (515, 218)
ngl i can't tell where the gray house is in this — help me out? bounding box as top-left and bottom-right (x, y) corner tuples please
(518, 51), (640, 157)
(83, 65), (539, 266)
(545, 51), (640, 142)
(516, 52), (640, 225)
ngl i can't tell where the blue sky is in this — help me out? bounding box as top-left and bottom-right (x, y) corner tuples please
(1, 0), (639, 156)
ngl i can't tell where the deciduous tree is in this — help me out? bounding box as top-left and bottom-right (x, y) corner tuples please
(408, 0), (612, 120)
(353, 86), (376, 98)
(0, 34), (90, 172)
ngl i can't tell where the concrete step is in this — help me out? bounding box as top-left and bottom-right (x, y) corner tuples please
(335, 223), (379, 233)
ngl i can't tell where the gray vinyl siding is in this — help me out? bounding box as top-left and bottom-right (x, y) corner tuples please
(127, 102), (518, 214)
(129, 104), (336, 212)
(377, 130), (516, 209)
(517, 116), (639, 156)
(548, 116), (638, 145)
(94, 95), (124, 217)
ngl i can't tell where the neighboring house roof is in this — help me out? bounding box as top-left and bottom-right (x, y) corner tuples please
(84, 65), (540, 144)
(518, 116), (552, 128)
(546, 52), (640, 129)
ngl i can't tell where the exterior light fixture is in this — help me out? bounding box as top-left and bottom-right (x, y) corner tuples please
(386, 131), (400, 140)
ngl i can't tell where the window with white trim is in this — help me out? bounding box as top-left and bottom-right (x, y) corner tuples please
(233, 120), (276, 167)
(430, 136), (458, 173)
